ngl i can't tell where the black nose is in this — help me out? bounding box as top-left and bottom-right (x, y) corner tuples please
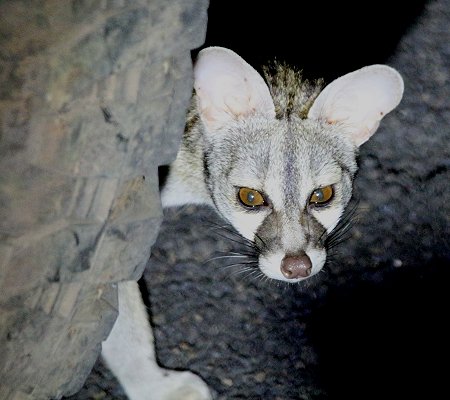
(280, 253), (312, 279)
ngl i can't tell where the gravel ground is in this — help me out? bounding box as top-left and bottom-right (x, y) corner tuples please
(68, 0), (449, 399)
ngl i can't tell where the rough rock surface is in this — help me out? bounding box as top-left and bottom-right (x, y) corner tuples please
(72, 0), (448, 399)
(0, 1), (207, 399)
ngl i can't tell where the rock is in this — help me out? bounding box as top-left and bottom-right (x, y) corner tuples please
(0, 1), (208, 399)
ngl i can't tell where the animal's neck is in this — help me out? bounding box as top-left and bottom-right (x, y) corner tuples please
(160, 113), (212, 208)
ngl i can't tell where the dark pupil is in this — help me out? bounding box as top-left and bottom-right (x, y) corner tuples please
(247, 191), (255, 203)
(315, 189), (324, 201)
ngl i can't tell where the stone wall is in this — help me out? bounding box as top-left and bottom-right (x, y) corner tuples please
(0, 1), (208, 398)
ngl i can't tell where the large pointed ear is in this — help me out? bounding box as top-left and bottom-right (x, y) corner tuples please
(194, 47), (275, 132)
(308, 65), (404, 146)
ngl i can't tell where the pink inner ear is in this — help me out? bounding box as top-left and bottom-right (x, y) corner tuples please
(193, 47), (275, 131)
(223, 92), (257, 118)
(308, 64), (404, 145)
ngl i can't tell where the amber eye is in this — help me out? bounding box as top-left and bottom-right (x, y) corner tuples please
(309, 185), (334, 206)
(238, 187), (266, 208)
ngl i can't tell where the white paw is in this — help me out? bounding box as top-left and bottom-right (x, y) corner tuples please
(159, 370), (212, 400)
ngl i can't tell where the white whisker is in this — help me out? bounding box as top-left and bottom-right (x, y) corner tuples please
(207, 254), (250, 262)
(231, 266), (258, 277)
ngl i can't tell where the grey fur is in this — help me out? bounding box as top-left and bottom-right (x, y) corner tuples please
(161, 48), (402, 283)
(262, 62), (323, 119)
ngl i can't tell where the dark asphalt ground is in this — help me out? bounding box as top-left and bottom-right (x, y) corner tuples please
(68, 0), (449, 399)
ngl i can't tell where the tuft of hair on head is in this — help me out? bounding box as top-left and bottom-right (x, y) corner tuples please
(262, 61), (324, 120)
